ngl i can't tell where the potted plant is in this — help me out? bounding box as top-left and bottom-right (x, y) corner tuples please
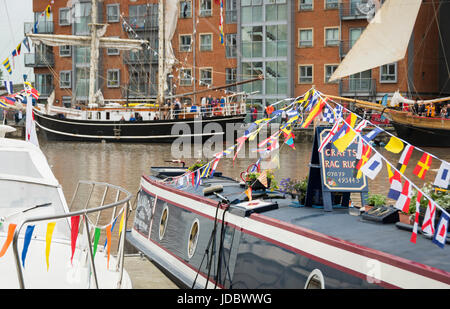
(246, 170), (277, 191)
(294, 177), (308, 205)
(187, 160), (207, 172)
(411, 183), (450, 226)
(365, 193), (387, 212)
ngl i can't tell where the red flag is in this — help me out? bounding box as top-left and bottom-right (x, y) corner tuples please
(413, 153), (432, 180)
(70, 216), (80, 265)
(397, 144), (414, 174)
(394, 179), (411, 213)
(410, 191), (422, 243)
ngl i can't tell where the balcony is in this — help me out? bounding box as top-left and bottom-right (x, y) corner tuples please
(339, 1), (370, 20)
(24, 53), (55, 68)
(339, 40), (353, 58)
(35, 85), (54, 99)
(123, 50), (158, 65)
(340, 78), (376, 97)
(122, 83), (157, 98)
(122, 15), (158, 32)
(24, 21), (54, 34)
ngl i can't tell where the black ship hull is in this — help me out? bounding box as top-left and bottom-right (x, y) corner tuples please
(34, 111), (245, 143)
(392, 121), (450, 147)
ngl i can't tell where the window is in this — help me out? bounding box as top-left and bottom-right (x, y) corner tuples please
(266, 61), (288, 95)
(325, 28), (340, 46)
(241, 26), (263, 58)
(159, 206), (169, 240)
(199, 68), (212, 86)
(299, 29), (313, 47)
(180, 0), (192, 18)
(59, 8), (70, 26)
(199, 0), (212, 17)
(187, 219), (200, 259)
(266, 0), (287, 21)
(325, 0), (339, 9)
(226, 68), (237, 92)
(74, 2), (91, 35)
(35, 74), (53, 97)
(349, 27), (364, 48)
(325, 65), (338, 83)
(106, 4), (120, 23)
(266, 24), (287, 57)
(179, 34), (192, 52)
(226, 0), (237, 23)
(199, 34), (213, 51)
(107, 69), (120, 88)
(241, 3), (263, 24)
(299, 0), (313, 11)
(59, 45), (71, 57)
(107, 37), (120, 55)
(226, 34), (237, 58)
(60, 71), (71, 89)
(241, 62), (263, 93)
(299, 65), (313, 84)
(180, 68), (192, 86)
(380, 63), (397, 83)
(62, 96), (72, 108)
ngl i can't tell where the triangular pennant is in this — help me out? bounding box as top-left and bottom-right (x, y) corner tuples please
(0, 223), (17, 258)
(70, 216), (80, 265)
(93, 227), (101, 258)
(45, 222), (56, 271)
(21, 225), (35, 268)
(106, 224), (112, 269)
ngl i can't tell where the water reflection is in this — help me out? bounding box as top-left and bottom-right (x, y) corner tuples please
(39, 139), (450, 207)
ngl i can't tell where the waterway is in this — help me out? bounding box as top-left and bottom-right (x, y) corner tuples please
(38, 138), (450, 206)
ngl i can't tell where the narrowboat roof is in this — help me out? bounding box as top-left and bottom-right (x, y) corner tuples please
(148, 170), (450, 274)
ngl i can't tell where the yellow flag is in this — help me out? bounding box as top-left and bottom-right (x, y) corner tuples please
(384, 136), (404, 154)
(270, 153), (280, 169)
(387, 164), (394, 183)
(119, 212), (125, 236)
(333, 114), (357, 153)
(45, 222), (56, 271)
(249, 126), (263, 141)
(245, 187), (252, 201)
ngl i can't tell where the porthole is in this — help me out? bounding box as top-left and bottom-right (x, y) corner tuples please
(304, 269), (325, 289)
(187, 219), (200, 259)
(159, 206), (169, 240)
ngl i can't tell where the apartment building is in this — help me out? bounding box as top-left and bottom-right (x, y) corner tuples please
(25, 0), (444, 110)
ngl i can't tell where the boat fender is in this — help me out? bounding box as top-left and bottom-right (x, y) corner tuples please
(203, 185), (224, 196)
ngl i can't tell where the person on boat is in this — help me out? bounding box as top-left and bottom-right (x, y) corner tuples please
(207, 95), (213, 116)
(201, 96), (207, 118)
(135, 112), (143, 122)
(129, 113), (136, 122)
(418, 103), (425, 116)
(447, 103), (450, 118)
(251, 106), (258, 122)
(425, 103), (435, 117)
(164, 99), (171, 119)
(173, 98), (181, 119)
(120, 115), (125, 123)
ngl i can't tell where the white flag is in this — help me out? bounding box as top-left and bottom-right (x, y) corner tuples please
(360, 152), (383, 180)
(25, 92), (39, 147)
(422, 201), (437, 236)
(434, 161), (450, 189)
(432, 212), (449, 248)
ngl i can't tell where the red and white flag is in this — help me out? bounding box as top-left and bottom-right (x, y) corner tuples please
(318, 119), (341, 153)
(422, 200), (437, 236)
(410, 191), (422, 244)
(394, 179), (412, 213)
(397, 144), (414, 174)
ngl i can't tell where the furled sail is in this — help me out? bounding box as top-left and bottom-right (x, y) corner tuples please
(163, 0), (179, 90)
(329, 0), (422, 82)
(26, 33), (147, 51)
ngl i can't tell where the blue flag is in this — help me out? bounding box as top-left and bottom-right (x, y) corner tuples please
(21, 225), (35, 268)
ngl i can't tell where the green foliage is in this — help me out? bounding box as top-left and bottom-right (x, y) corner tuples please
(367, 193), (386, 207)
(187, 160), (207, 172)
(246, 170), (278, 190)
(410, 182), (450, 215)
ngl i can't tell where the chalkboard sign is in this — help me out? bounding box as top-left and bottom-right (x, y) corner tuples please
(305, 126), (369, 211)
(319, 128), (368, 192)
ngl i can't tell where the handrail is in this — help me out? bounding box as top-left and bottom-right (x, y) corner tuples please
(11, 180), (133, 289)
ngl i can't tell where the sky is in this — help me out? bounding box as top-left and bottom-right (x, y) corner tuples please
(0, 0), (34, 84)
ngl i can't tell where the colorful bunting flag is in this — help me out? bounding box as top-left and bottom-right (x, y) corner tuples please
(397, 144), (414, 174)
(301, 97), (326, 128)
(16, 43), (21, 56)
(45, 5), (51, 18)
(422, 200), (436, 236)
(359, 152), (383, 180)
(318, 120), (340, 153)
(70, 216), (80, 265)
(3, 58), (12, 75)
(433, 161), (450, 189)
(93, 227), (101, 258)
(413, 152), (432, 180)
(432, 212), (449, 249)
(245, 187), (252, 201)
(106, 224), (112, 269)
(21, 225), (35, 268)
(384, 136), (404, 154)
(23, 37), (31, 52)
(219, 0), (224, 45)
(410, 191), (422, 244)
(257, 170), (268, 188)
(362, 127), (383, 143)
(387, 170), (403, 200)
(3, 81), (13, 94)
(45, 222), (56, 271)
(393, 179), (412, 213)
(0, 223), (17, 258)
(387, 164), (395, 184)
(355, 143), (372, 179)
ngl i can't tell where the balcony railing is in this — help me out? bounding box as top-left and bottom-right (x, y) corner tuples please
(122, 15), (158, 32)
(340, 78), (376, 97)
(123, 50), (158, 65)
(24, 21), (54, 34)
(122, 83), (157, 98)
(339, 40), (353, 58)
(340, 1), (370, 20)
(24, 53), (55, 68)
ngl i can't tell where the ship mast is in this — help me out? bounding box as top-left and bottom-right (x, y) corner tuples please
(88, 0), (100, 106)
(157, 0), (165, 106)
